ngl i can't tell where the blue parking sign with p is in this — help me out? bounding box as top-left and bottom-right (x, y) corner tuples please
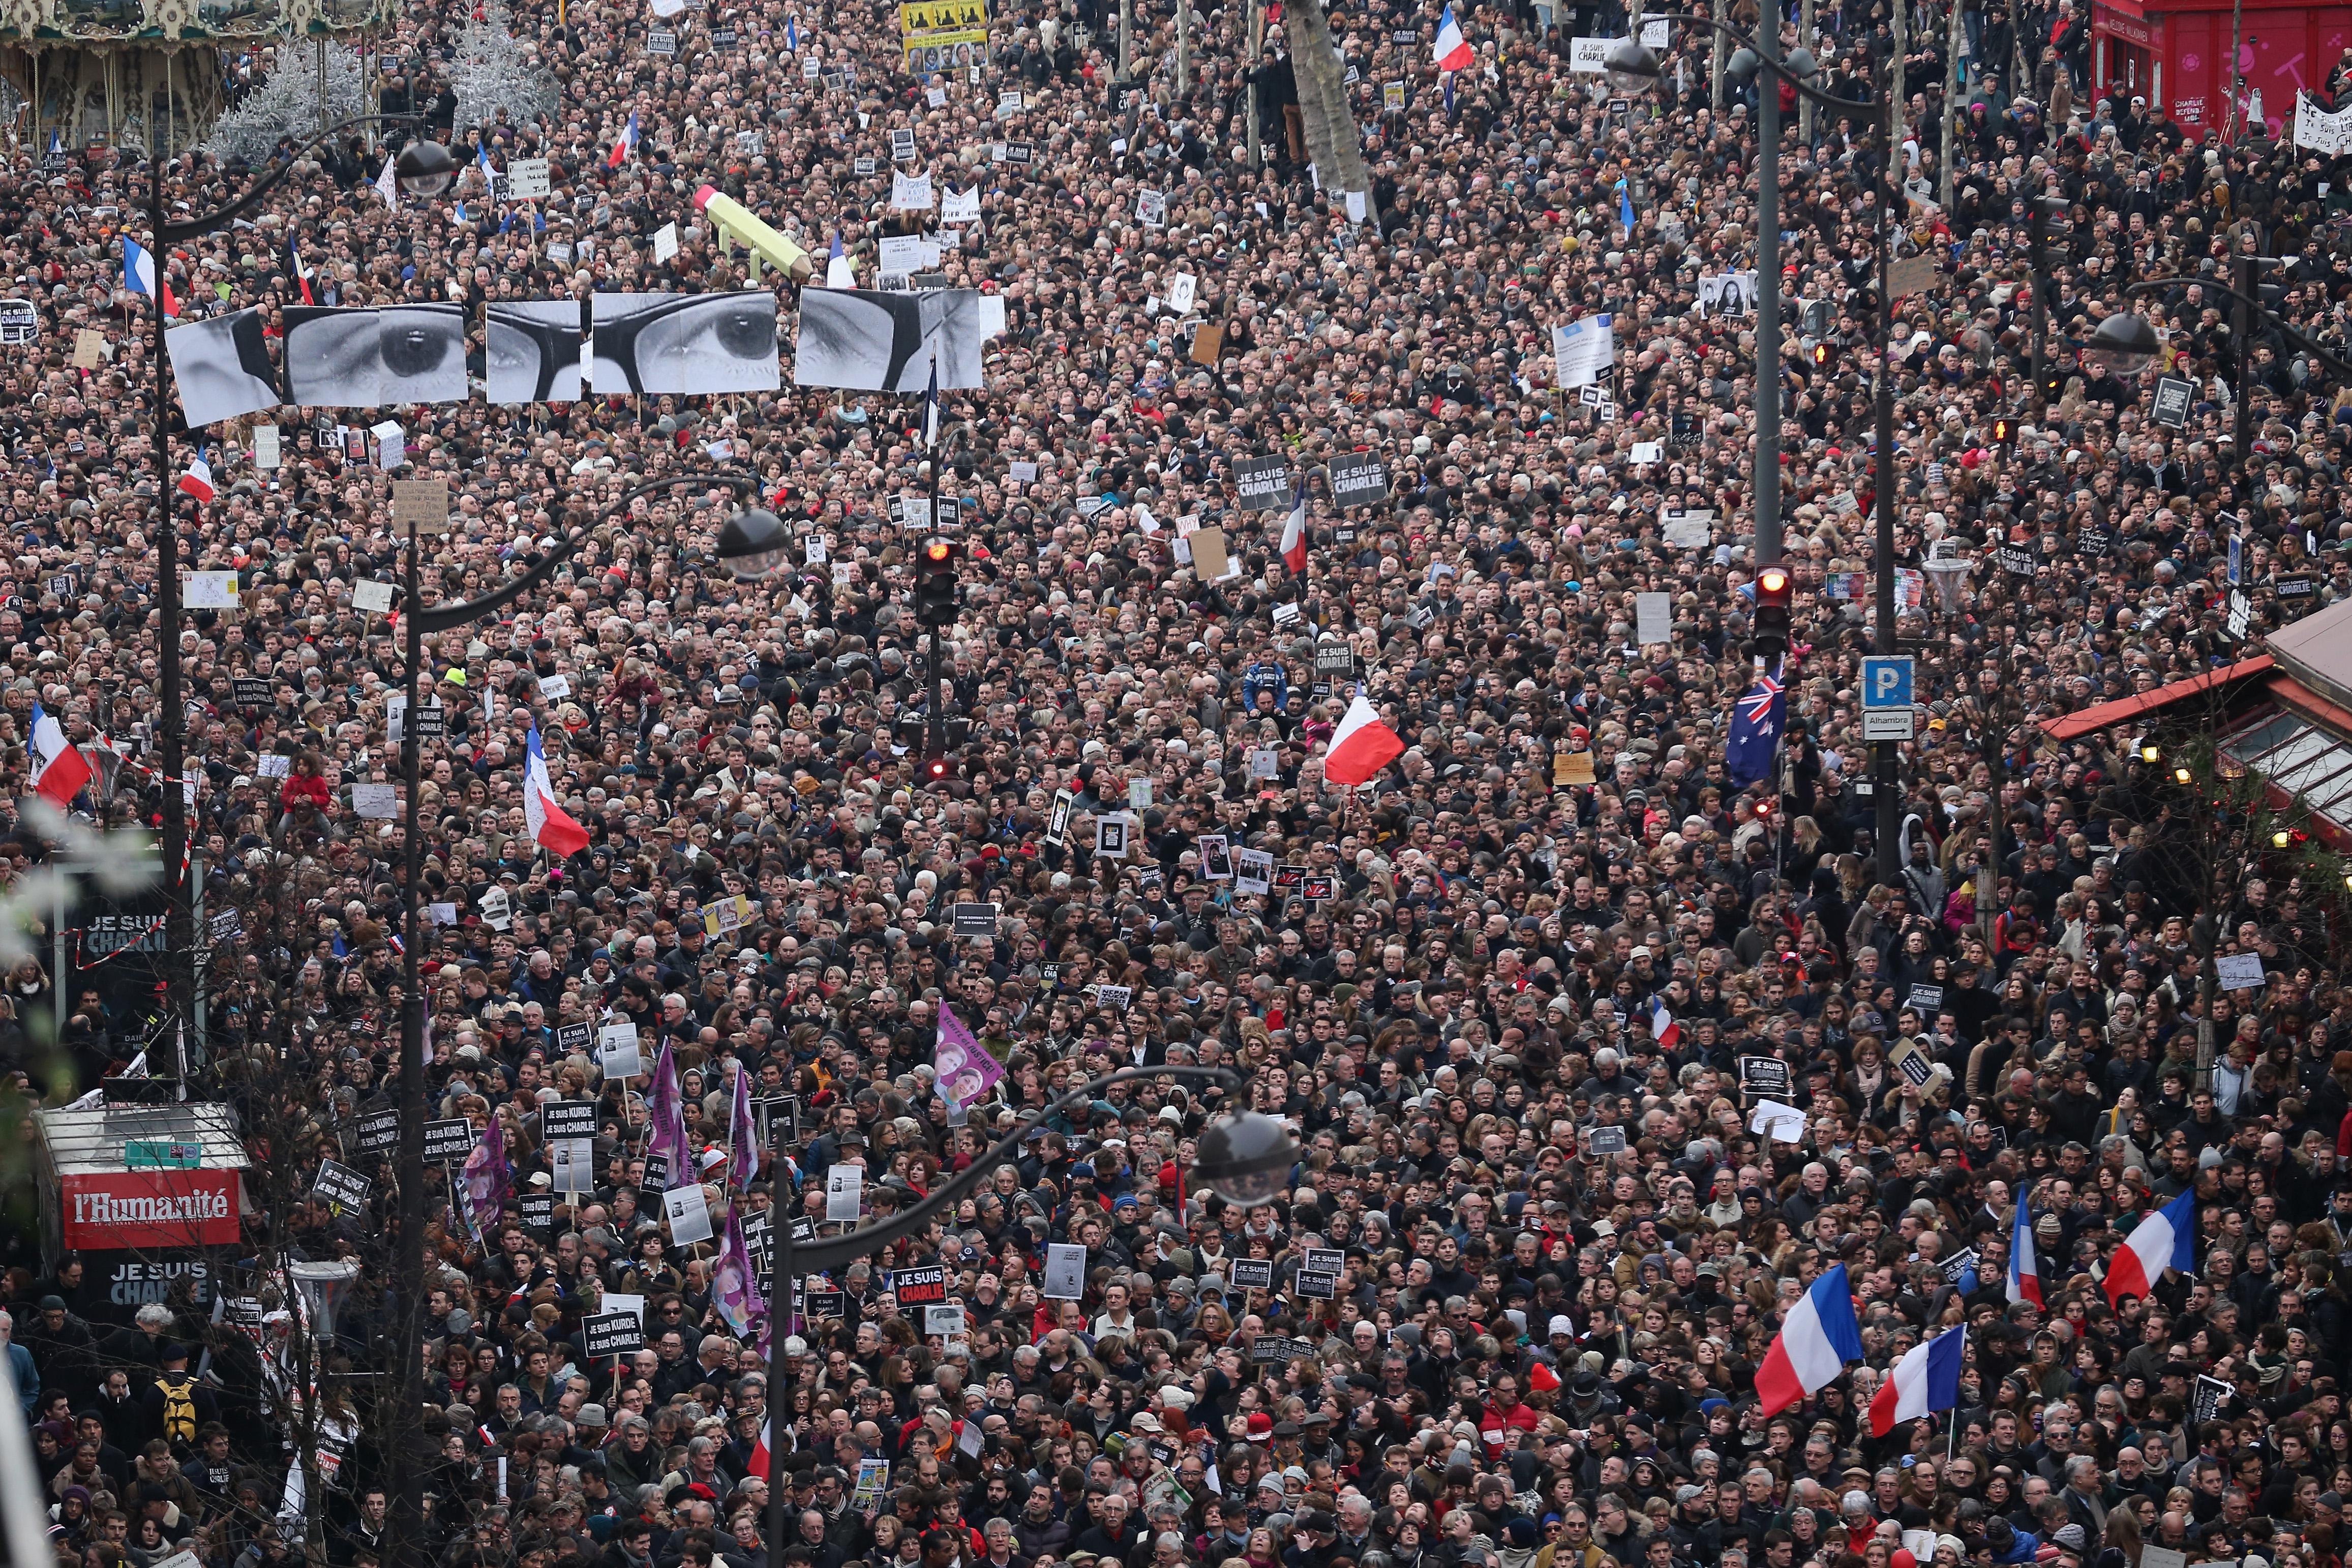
(1862, 656), (1913, 710)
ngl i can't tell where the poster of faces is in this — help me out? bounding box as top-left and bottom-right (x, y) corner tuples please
(486, 301), (586, 405)
(282, 304), (468, 408)
(166, 309), (281, 428)
(794, 287), (984, 392)
(591, 290), (780, 397)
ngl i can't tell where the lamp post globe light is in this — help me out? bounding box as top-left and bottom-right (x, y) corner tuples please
(715, 506), (795, 580)
(1193, 1107), (1304, 1205)
(393, 138), (457, 197)
(2084, 313), (2163, 378)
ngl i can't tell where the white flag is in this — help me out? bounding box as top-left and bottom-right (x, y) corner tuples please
(891, 170), (935, 211)
(374, 156), (400, 210)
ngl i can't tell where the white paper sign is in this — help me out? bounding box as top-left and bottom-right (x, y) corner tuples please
(1552, 314), (1615, 387)
(826, 1164), (864, 1221)
(1234, 848), (1273, 894)
(662, 1183), (714, 1245)
(507, 158), (552, 199)
(597, 1020), (642, 1079)
(1167, 274), (1197, 312)
(1630, 440), (1662, 464)
(2295, 94), (2352, 155)
(878, 233), (923, 276)
(978, 294), (1007, 338)
(891, 170), (936, 210)
(1043, 1242), (1088, 1299)
(253, 425), (281, 470)
(1641, 16), (1669, 45)
(351, 782), (398, 819)
(1570, 36), (1615, 72)
(1748, 1099), (1807, 1142)
(941, 186), (981, 224)
(550, 1137), (591, 1195)
(1635, 591), (1672, 645)
(2216, 953), (2267, 991)
(651, 222), (679, 263)
(539, 673), (572, 699)
(352, 580), (395, 614)
(186, 571), (239, 609)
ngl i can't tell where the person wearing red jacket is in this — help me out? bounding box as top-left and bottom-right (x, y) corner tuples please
(275, 751), (333, 840)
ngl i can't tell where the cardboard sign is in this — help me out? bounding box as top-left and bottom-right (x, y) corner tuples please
(1095, 983), (1134, 1013)
(583, 1311), (644, 1358)
(313, 1158), (371, 1211)
(893, 1262), (949, 1305)
(423, 1119), (476, 1163)
(925, 1304), (966, 1336)
(1890, 1040), (1937, 1087)
(393, 477), (450, 535)
(1229, 1259), (1275, 1290)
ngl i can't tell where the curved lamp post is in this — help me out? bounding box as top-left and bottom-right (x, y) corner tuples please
(147, 115), (445, 1065)
(383, 473), (782, 1568)
(2086, 279), (2352, 384)
(759, 1064), (1296, 1552)
(1606, 27), (1911, 884)
(152, 116), (456, 1568)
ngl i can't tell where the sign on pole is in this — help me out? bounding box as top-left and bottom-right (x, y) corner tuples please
(1860, 655), (1917, 742)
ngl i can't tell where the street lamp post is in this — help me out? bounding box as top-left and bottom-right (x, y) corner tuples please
(1606, 28), (1902, 877)
(760, 1064), (1294, 1556)
(387, 473), (785, 1567)
(148, 120), (445, 1080)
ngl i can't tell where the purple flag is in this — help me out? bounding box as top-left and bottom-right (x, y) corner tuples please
(711, 1211), (766, 1337)
(728, 1065), (759, 1195)
(459, 1113), (508, 1238)
(934, 1003), (1003, 1110)
(645, 1040), (688, 1189)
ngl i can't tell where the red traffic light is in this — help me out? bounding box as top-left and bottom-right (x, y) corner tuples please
(1757, 566), (1791, 600)
(924, 538), (954, 563)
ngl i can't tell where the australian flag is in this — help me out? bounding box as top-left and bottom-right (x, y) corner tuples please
(1726, 663), (1786, 789)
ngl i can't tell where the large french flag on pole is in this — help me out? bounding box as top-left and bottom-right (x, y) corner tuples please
(2104, 1187), (2197, 1306)
(523, 721), (592, 857)
(1322, 691), (1404, 787)
(1754, 1263), (1861, 1417)
(2007, 1203), (2042, 1309)
(1433, 3), (1473, 70)
(607, 110), (639, 169)
(1868, 1324), (1966, 1436)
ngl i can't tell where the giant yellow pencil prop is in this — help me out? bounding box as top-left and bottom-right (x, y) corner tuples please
(693, 185), (814, 283)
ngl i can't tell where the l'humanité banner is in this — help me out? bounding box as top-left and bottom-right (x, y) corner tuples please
(61, 1169), (240, 1249)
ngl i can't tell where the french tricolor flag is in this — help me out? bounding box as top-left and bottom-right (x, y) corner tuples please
(2006, 1203), (2042, 1309)
(1321, 691), (1404, 787)
(1868, 1324), (1965, 1436)
(287, 235), (314, 306)
(607, 111), (639, 170)
(1647, 997), (1679, 1052)
(1754, 1262), (1860, 1417)
(2103, 1187), (2196, 1307)
(1433, 3), (1473, 71)
(1280, 477), (1307, 575)
(523, 720), (591, 857)
(27, 703), (92, 809)
(178, 449), (216, 503)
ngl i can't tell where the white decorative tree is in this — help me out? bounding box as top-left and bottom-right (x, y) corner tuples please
(202, 41), (367, 165)
(447, 1), (560, 132)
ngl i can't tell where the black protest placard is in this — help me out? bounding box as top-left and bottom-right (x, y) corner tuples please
(520, 1192), (557, 1235)
(952, 903), (1000, 939)
(313, 1159), (371, 1211)
(1232, 454), (1294, 512)
(541, 1100), (600, 1140)
(1314, 642), (1354, 678)
(1996, 545), (2039, 577)
(234, 678), (273, 709)
(423, 1118), (475, 1163)
(2151, 375), (2193, 429)
(1737, 1057), (1791, 1100)
(1326, 455), (1389, 508)
(556, 1021), (593, 1053)
(1228, 1258), (1274, 1290)
(1585, 1125), (1628, 1155)
(893, 1263), (948, 1305)
(583, 1311), (644, 1358)
(354, 1106), (401, 1156)
(806, 1288), (847, 1319)
(1301, 1247), (1343, 1277)
(755, 1095), (801, 1149)
(1293, 1269), (1338, 1299)
(1251, 1334), (1316, 1364)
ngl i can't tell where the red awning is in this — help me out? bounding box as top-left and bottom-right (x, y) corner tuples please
(2037, 655), (2274, 742)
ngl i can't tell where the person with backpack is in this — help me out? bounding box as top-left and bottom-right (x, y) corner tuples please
(141, 1343), (216, 1458)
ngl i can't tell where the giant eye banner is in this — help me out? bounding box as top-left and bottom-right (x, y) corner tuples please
(166, 309), (281, 428)
(590, 291), (780, 397)
(282, 305), (468, 408)
(793, 287), (983, 392)
(486, 301), (586, 406)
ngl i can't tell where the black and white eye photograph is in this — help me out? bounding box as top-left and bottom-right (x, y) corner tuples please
(485, 300), (586, 405)
(591, 290), (780, 397)
(166, 309), (280, 428)
(282, 304), (468, 408)
(793, 287), (984, 393)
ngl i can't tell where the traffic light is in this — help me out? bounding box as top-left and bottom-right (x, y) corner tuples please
(1991, 415), (2016, 448)
(1810, 339), (1832, 369)
(1753, 564), (1793, 659)
(921, 750), (956, 786)
(915, 536), (962, 627)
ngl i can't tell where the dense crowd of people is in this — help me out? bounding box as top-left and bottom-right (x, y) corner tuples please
(4, 4), (2352, 1568)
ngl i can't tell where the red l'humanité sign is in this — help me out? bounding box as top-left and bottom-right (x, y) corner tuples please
(61, 1170), (240, 1249)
